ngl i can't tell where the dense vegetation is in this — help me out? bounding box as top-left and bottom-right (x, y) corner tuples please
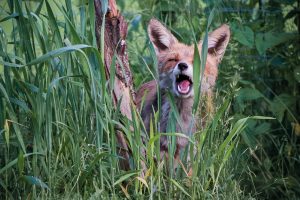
(0, 0), (299, 199)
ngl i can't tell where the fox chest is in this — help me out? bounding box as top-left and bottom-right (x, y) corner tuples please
(140, 93), (194, 149)
(159, 99), (194, 149)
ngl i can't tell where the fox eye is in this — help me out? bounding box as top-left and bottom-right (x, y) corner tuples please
(167, 58), (177, 62)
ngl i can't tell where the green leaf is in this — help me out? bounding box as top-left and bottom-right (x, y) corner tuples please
(231, 23), (254, 47)
(207, 7), (215, 27)
(217, 117), (248, 156)
(23, 176), (50, 190)
(53, 1), (81, 44)
(216, 116), (273, 157)
(1, 44), (91, 68)
(237, 88), (263, 101)
(255, 32), (298, 55)
(250, 116), (275, 120)
(269, 94), (294, 122)
(9, 98), (31, 113)
(18, 151), (24, 175)
(241, 130), (257, 148)
(254, 122), (271, 136)
(113, 171), (139, 186)
(193, 8), (214, 114)
(192, 42), (201, 114)
(160, 132), (195, 144)
(166, 92), (181, 126)
(0, 153), (44, 175)
(236, 87), (263, 110)
(242, 117), (273, 148)
(4, 120), (9, 147)
(0, 12), (19, 23)
(88, 0), (96, 46)
(0, 84), (26, 153)
(170, 178), (191, 198)
(34, 0), (44, 15)
(0, 64), (3, 74)
(45, 1), (63, 47)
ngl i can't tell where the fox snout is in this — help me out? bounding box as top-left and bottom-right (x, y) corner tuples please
(172, 62), (194, 98)
(177, 62), (188, 71)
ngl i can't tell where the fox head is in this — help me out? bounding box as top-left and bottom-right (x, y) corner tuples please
(148, 19), (230, 98)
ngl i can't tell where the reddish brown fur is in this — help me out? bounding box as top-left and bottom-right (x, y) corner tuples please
(136, 19), (230, 172)
(157, 44), (194, 73)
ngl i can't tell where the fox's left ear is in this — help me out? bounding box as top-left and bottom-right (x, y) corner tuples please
(207, 24), (230, 63)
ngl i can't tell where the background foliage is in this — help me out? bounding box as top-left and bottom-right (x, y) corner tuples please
(122, 0), (300, 197)
(0, 0), (299, 199)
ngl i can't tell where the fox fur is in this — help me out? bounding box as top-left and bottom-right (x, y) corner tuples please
(136, 19), (230, 161)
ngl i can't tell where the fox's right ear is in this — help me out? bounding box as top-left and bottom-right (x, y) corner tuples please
(148, 19), (178, 53)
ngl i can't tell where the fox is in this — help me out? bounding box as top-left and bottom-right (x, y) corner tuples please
(136, 19), (230, 164)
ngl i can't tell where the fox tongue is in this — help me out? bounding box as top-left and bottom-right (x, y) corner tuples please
(178, 80), (190, 94)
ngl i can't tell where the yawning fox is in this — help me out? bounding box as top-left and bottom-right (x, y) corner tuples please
(136, 19), (230, 162)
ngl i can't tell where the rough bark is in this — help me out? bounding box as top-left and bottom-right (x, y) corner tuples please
(94, 0), (135, 170)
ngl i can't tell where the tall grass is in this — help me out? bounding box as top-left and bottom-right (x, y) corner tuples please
(0, 0), (275, 199)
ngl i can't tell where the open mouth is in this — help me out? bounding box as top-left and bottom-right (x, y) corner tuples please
(176, 74), (193, 95)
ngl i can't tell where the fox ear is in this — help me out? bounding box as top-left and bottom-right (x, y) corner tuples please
(207, 24), (230, 63)
(148, 19), (178, 53)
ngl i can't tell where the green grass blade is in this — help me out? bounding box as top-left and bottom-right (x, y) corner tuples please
(170, 178), (191, 198)
(0, 153), (44, 174)
(113, 171), (139, 186)
(192, 43), (201, 113)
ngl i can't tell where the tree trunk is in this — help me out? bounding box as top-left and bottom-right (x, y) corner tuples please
(94, 0), (135, 170)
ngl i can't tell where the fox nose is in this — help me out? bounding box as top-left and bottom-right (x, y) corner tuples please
(178, 62), (188, 71)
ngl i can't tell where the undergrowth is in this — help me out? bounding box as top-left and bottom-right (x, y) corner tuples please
(0, 0), (299, 199)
